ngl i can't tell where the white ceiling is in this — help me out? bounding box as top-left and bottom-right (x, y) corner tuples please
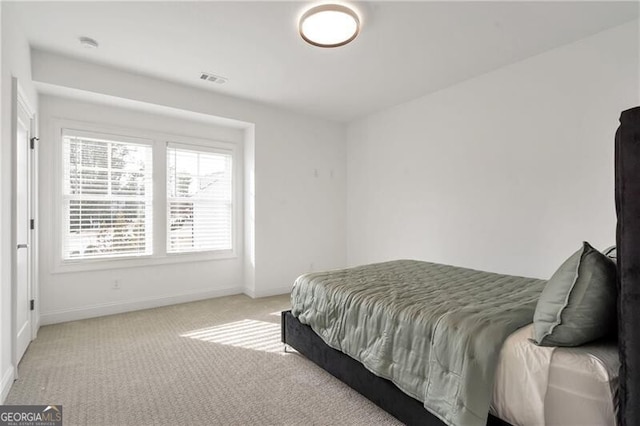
(10, 1), (639, 122)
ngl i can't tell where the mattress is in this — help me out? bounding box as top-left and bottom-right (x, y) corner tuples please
(491, 324), (619, 426)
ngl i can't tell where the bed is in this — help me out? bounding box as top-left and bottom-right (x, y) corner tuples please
(281, 106), (640, 426)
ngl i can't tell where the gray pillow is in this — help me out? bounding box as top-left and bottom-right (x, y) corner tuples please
(602, 245), (617, 263)
(532, 242), (617, 347)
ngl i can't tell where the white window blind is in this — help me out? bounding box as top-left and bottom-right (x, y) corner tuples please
(62, 131), (153, 260)
(167, 144), (233, 253)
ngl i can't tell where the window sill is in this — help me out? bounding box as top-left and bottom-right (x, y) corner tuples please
(51, 250), (238, 274)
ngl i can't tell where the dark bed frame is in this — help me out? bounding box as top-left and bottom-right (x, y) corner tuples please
(282, 106), (640, 426)
(615, 106), (640, 426)
(281, 310), (511, 426)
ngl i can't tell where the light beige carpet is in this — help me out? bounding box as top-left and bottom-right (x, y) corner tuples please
(6, 294), (400, 425)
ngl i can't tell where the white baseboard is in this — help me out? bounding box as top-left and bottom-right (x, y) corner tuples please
(1, 365), (15, 404)
(242, 286), (256, 298)
(246, 285), (292, 299)
(40, 286), (244, 325)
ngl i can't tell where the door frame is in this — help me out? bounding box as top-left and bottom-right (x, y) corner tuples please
(11, 78), (38, 377)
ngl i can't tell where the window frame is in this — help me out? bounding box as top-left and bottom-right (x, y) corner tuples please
(51, 119), (239, 274)
(165, 141), (236, 257)
(61, 128), (155, 261)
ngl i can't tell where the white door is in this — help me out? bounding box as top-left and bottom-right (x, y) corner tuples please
(15, 97), (32, 362)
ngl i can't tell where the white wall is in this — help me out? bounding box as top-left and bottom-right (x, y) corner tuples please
(347, 21), (639, 279)
(32, 50), (347, 302)
(1, 3), (39, 402)
(38, 95), (252, 324)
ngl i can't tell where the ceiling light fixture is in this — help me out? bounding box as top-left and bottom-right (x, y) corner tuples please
(299, 4), (360, 48)
(79, 36), (99, 49)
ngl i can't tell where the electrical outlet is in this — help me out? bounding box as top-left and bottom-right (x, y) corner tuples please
(112, 279), (121, 290)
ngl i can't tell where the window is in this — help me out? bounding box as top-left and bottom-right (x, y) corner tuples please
(62, 131), (153, 260)
(58, 124), (237, 269)
(167, 144), (233, 253)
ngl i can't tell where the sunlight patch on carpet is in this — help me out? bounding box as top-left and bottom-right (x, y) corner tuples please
(181, 320), (284, 353)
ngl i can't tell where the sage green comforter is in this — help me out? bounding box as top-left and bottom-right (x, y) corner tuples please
(291, 259), (546, 426)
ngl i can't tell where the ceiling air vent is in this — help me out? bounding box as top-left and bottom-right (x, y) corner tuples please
(200, 72), (227, 84)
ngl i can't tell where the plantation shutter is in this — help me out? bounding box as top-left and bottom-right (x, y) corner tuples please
(62, 130), (153, 260)
(166, 143), (233, 253)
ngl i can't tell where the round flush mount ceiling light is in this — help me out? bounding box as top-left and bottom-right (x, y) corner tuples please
(299, 4), (360, 48)
(79, 36), (99, 49)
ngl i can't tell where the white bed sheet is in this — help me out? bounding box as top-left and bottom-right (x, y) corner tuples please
(490, 324), (618, 426)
